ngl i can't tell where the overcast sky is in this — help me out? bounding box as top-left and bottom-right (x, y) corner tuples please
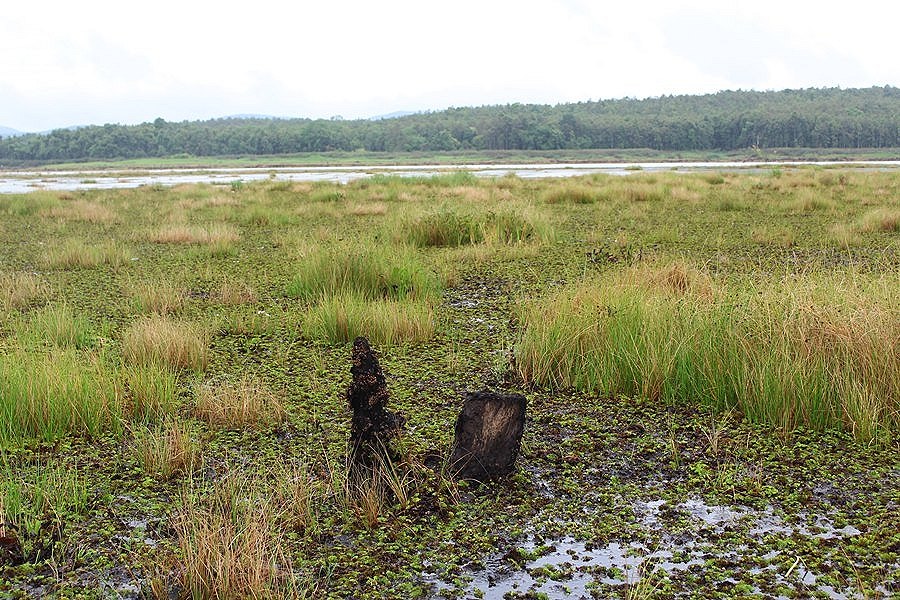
(2, 0), (898, 132)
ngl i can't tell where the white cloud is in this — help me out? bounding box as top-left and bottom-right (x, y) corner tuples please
(1, 0), (898, 131)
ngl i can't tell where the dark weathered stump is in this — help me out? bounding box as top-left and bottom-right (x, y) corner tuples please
(347, 337), (404, 467)
(449, 390), (526, 481)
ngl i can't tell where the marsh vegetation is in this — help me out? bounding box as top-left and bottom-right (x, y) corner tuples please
(0, 169), (898, 597)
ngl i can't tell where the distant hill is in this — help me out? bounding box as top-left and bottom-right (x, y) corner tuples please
(369, 111), (417, 121)
(1, 86), (898, 162)
(222, 114), (282, 120)
(0, 126), (22, 138)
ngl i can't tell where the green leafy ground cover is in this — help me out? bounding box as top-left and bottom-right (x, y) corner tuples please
(0, 169), (897, 598)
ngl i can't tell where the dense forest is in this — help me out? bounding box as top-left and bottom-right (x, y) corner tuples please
(1, 87), (898, 163)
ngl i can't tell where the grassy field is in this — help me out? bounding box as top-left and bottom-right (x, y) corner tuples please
(0, 169), (898, 598)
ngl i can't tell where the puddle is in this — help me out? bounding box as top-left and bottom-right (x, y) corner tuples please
(425, 497), (882, 599)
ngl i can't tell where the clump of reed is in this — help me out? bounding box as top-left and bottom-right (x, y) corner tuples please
(0, 350), (122, 444)
(129, 279), (186, 314)
(212, 280), (257, 305)
(516, 262), (899, 442)
(286, 244), (441, 302)
(40, 199), (117, 223)
(302, 294), (435, 346)
(0, 272), (45, 311)
(856, 208), (900, 233)
(149, 224), (240, 246)
(123, 363), (179, 422)
(122, 316), (209, 371)
(541, 183), (598, 204)
(173, 475), (300, 599)
(13, 303), (95, 349)
(132, 419), (200, 479)
(42, 240), (130, 270)
(194, 377), (286, 430)
(403, 208), (547, 247)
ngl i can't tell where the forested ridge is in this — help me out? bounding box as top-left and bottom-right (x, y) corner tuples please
(2, 86), (898, 162)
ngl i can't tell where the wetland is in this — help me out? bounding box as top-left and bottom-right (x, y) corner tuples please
(0, 168), (898, 598)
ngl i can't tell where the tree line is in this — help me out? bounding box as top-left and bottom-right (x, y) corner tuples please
(2, 86), (898, 163)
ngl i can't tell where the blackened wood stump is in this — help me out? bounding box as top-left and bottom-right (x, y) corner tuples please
(346, 337), (404, 467)
(449, 390), (526, 481)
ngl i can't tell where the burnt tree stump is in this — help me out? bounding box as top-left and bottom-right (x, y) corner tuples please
(449, 390), (526, 481)
(347, 337), (405, 467)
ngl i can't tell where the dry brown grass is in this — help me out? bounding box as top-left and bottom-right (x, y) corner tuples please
(122, 316), (209, 371)
(194, 377), (286, 429)
(828, 223), (862, 247)
(149, 224), (240, 245)
(174, 476), (301, 599)
(41, 199), (117, 223)
(345, 202), (388, 216)
(42, 240), (130, 270)
(129, 280), (185, 314)
(212, 281), (257, 305)
(0, 272), (44, 310)
(856, 208), (900, 233)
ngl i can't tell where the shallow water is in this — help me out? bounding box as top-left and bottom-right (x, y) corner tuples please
(2, 160), (900, 194)
(427, 497), (880, 599)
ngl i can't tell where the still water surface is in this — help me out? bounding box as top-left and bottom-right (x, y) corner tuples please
(2, 161), (899, 194)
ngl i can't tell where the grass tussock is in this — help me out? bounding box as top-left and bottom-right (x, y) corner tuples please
(194, 377), (286, 430)
(0, 350), (122, 444)
(42, 240), (129, 270)
(541, 184), (597, 204)
(303, 295), (435, 345)
(516, 264), (899, 442)
(14, 303), (95, 349)
(129, 280), (185, 314)
(132, 420), (199, 479)
(403, 208), (548, 247)
(0, 272), (45, 311)
(856, 208), (900, 233)
(212, 280), (257, 306)
(122, 316), (209, 371)
(150, 224), (240, 245)
(345, 201), (388, 217)
(124, 364), (179, 422)
(174, 476), (302, 599)
(287, 244), (441, 302)
(41, 199), (117, 223)
(217, 308), (279, 336)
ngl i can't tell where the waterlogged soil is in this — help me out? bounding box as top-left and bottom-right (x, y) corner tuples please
(0, 170), (898, 598)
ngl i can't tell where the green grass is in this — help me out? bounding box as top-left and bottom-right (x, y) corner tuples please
(124, 363), (179, 422)
(0, 350), (122, 444)
(14, 302), (95, 349)
(1, 459), (88, 563)
(303, 294), (435, 345)
(403, 208), (546, 247)
(516, 263), (899, 442)
(286, 244), (441, 302)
